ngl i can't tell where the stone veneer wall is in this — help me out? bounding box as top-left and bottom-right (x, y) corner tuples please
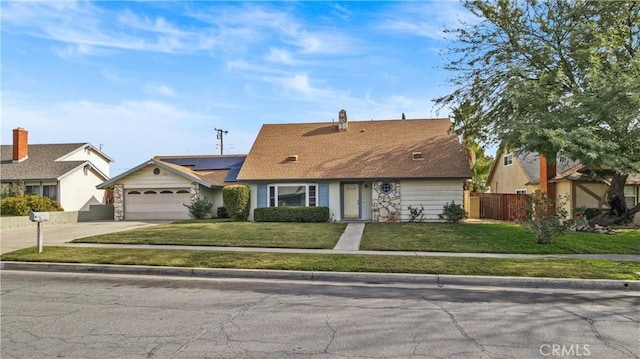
(190, 183), (200, 203)
(372, 180), (401, 222)
(114, 184), (124, 221)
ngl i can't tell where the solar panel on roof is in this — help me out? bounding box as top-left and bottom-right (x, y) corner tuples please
(160, 156), (245, 170)
(193, 157), (246, 170)
(225, 167), (242, 182)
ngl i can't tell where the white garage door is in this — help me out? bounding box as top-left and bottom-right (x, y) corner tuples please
(125, 189), (191, 220)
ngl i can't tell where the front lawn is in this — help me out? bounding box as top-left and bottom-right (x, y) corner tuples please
(2, 246), (639, 280)
(360, 223), (640, 254)
(73, 221), (346, 249)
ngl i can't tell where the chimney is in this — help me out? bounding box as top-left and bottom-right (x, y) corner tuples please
(337, 109), (348, 131)
(539, 153), (557, 205)
(12, 127), (29, 163)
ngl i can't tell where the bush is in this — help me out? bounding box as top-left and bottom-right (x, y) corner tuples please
(184, 198), (213, 219)
(223, 185), (250, 221)
(522, 192), (569, 244)
(217, 206), (229, 218)
(254, 207), (330, 222)
(0, 194), (63, 216)
(438, 201), (467, 223)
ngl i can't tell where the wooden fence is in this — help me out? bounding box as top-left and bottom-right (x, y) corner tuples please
(477, 193), (528, 221)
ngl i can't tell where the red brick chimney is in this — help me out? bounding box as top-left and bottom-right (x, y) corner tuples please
(12, 127), (29, 162)
(539, 153), (556, 204)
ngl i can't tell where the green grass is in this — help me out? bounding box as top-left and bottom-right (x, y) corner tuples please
(360, 223), (640, 254)
(2, 246), (639, 280)
(73, 221), (346, 249)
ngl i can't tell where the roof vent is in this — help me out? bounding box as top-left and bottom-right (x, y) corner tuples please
(286, 155), (299, 162)
(412, 152), (425, 160)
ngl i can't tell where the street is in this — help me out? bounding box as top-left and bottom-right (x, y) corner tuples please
(1, 271), (638, 358)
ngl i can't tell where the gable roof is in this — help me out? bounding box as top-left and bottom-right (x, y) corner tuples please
(487, 149), (638, 186)
(237, 118), (472, 181)
(0, 143), (110, 181)
(97, 155), (246, 189)
(515, 152), (580, 185)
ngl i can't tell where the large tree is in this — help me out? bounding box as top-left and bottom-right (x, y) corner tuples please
(436, 0), (640, 225)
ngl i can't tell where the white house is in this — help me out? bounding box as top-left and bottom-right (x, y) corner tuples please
(1, 127), (112, 211)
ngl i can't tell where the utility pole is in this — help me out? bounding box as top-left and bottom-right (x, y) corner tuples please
(215, 128), (228, 155)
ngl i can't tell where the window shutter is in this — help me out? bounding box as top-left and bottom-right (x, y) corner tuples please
(257, 184), (267, 208)
(318, 183), (329, 207)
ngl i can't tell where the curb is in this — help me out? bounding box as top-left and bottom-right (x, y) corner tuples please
(1, 261), (639, 291)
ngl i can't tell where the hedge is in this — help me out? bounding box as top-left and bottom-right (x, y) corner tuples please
(1, 194), (63, 216)
(223, 185), (250, 221)
(254, 206), (330, 222)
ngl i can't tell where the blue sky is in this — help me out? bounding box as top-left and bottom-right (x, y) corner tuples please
(1, 1), (474, 176)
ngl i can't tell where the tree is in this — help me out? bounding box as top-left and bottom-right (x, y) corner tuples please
(436, 0), (640, 225)
(451, 101), (493, 192)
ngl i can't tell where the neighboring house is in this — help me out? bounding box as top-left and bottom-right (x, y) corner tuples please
(236, 112), (472, 222)
(1, 127), (112, 211)
(487, 149), (640, 224)
(487, 150), (579, 195)
(97, 155), (246, 220)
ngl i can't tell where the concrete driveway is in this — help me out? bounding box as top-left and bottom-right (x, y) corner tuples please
(0, 221), (166, 254)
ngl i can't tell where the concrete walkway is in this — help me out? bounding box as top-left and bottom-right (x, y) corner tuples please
(333, 222), (365, 251)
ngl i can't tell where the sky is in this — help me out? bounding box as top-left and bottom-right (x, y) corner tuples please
(1, 1), (475, 176)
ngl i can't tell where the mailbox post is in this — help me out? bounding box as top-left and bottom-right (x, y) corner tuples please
(29, 212), (49, 253)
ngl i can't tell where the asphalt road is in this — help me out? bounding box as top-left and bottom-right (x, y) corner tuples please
(1, 271), (638, 359)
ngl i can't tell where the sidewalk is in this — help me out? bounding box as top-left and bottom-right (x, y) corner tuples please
(2, 222), (639, 291)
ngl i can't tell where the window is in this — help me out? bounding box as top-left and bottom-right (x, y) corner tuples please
(144, 190), (157, 194)
(380, 182), (392, 194)
(24, 184), (57, 201)
(176, 190), (190, 194)
(42, 185), (58, 201)
(516, 189), (527, 195)
(624, 186), (637, 208)
(160, 190), (173, 194)
(268, 184), (317, 207)
(503, 154), (513, 166)
(128, 191), (141, 195)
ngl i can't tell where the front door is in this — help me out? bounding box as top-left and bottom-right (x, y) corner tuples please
(343, 183), (360, 219)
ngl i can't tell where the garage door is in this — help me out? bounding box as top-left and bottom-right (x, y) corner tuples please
(125, 189), (191, 220)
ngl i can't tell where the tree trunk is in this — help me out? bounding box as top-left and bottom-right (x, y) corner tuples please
(588, 173), (640, 226)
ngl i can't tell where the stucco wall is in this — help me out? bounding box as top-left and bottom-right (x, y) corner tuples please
(0, 205), (114, 230)
(59, 167), (106, 211)
(60, 146), (111, 176)
(489, 156), (533, 193)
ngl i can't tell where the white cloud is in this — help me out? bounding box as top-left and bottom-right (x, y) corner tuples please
(376, 2), (474, 41)
(1, 97), (228, 175)
(143, 83), (176, 97)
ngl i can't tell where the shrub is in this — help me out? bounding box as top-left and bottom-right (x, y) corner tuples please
(407, 205), (424, 222)
(217, 206), (229, 218)
(184, 198), (213, 219)
(254, 207), (330, 222)
(0, 194), (63, 216)
(438, 201), (467, 223)
(223, 185), (250, 221)
(521, 192), (569, 244)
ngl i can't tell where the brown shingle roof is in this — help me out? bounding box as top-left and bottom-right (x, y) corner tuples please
(0, 143), (89, 180)
(237, 118), (472, 181)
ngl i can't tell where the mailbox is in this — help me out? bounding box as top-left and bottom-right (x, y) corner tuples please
(29, 212), (50, 223)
